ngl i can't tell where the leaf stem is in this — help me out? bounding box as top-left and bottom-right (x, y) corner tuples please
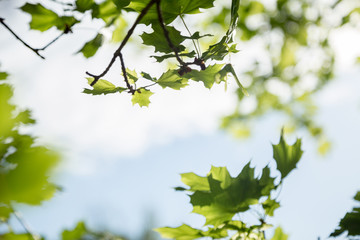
(179, 15), (201, 58)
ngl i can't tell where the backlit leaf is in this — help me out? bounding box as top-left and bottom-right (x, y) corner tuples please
(77, 34), (104, 58)
(155, 224), (203, 240)
(271, 227), (288, 240)
(272, 131), (303, 180)
(131, 89), (153, 107)
(184, 64), (224, 89)
(157, 70), (188, 90)
(83, 78), (126, 95)
(141, 24), (185, 53)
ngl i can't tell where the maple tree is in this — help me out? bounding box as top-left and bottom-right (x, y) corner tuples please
(1, 0), (360, 239)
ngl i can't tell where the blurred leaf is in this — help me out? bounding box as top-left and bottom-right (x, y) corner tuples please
(128, 0), (215, 25)
(75, 0), (94, 12)
(262, 198), (280, 217)
(21, 3), (78, 31)
(155, 224), (203, 240)
(271, 227), (288, 240)
(318, 139), (331, 156)
(77, 34), (104, 58)
(91, 0), (121, 23)
(62, 221), (87, 240)
(272, 131), (303, 180)
(0, 72), (8, 81)
(112, 0), (130, 10)
(0, 233), (31, 240)
(83, 78), (126, 95)
(157, 70), (188, 90)
(0, 205), (11, 221)
(131, 89), (153, 107)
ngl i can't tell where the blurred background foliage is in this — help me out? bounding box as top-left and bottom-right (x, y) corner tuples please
(1, 0), (360, 239)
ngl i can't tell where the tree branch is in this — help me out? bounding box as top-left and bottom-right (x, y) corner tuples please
(86, 0), (158, 86)
(119, 53), (135, 94)
(0, 17), (45, 59)
(155, 0), (185, 66)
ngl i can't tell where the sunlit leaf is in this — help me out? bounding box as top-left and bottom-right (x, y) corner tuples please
(0, 72), (8, 81)
(21, 3), (78, 31)
(131, 89), (153, 107)
(75, 0), (94, 12)
(141, 24), (185, 53)
(271, 227), (288, 240)
(83, 78), (126, 95)
(184, 64), (224, 89)
(62, 221), (87, 240)
(272, 131), (303, 180)
(157, 70), (188, 90)
(77, 34), (104, 58)
(155, 224), (203, 240)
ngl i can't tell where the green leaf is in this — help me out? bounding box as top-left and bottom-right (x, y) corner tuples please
(219, 64), (249, 96)
(128, 0), (215, 25)
(180, 172), (209, 191)
(152, 51), (196, 63)
(157, 70), (188, 90)
(83, 78), (126, 95)
(77, 34), (104, 58)
(184, 64), (224, 89)
(192, 205), (234, 226)
(0, 72), (8, 81)
(0, 205), (11, 221)
(272, 131), (303, 180)
(155, 224), (203, 240)
(0, 233), (31, 240)
(112, 0), (130, 10)
(14, 110), (36, 125)
(141, 24), (185, 54)
(271, 227), (288, 240)
(91, 0), (121, 23)
(131, 89), (154, 107)
(331, 191), (360, 237)
(20, 3), (78, 32)
(62, 221), (87, 240)
(1, 145), (60, 205)
(75, 0), (94, 12)
(21, 3), (59, 31)
(141, 72), (156, 81)
(183, 32), (213, 40)
(125, 69), (138, 84)
(262, 198), (280, 217)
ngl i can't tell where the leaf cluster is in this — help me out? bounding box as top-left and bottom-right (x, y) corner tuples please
(0, 72), (59, 227)
(156, 132), (302, 239)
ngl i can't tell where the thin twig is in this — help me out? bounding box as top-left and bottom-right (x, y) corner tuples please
(179, 14), (201, 58)
(119, 53), (135, 94)
(9, 205), (40, 240)
(0, 17), (45, 59)
(155, 0), (185, 66)
(87, 0), (158, 86)
(37, 31), (66, 51)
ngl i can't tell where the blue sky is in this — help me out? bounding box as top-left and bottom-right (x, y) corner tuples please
(1, 0), (360, 239)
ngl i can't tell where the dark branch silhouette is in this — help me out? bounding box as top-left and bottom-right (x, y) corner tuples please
(86, 0), (158, 86)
